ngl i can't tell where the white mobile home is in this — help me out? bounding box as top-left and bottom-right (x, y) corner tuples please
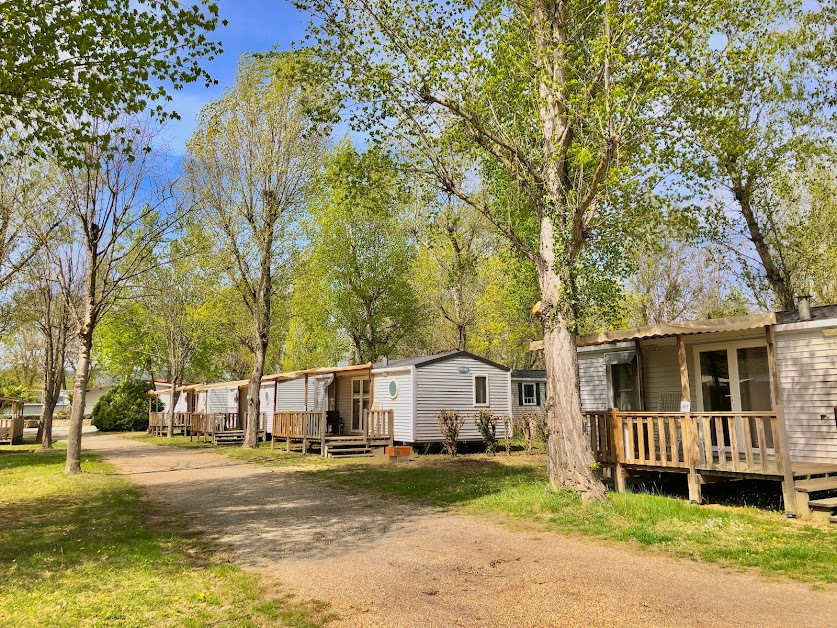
(511, 370), (547, 418)
(371, 351), (512, 444)
(535, 302), (837, 519)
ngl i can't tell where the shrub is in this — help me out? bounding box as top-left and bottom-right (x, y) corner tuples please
(520, 411), (547, 454)
(92, 380), (161, 432)
(473, 409), (498, 454)
(498, 414), (513, 455)
(434, 409), (465, 456)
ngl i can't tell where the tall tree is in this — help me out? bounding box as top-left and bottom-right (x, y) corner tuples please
(55, 118), (180, 474)
(0, 1), (224, 165)
(673, 0), (835, 310)
(293, 0), (715, 496)
(413, 198), (489, 352)
(185, 53), (325, 448)
(306, 141), (423, 363)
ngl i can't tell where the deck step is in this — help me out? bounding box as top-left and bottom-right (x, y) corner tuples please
(808, 496), (837, 511)
(831, 515), (837, 524)
(794, 477), (837, 493)
(328, 452), (373, 458)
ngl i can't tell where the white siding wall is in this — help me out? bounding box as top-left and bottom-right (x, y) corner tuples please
(641, 340), (682, 411)
(207, 388), (230, 413)
(414, 356), (510, 442)
(511, 378), (546, 418)
(578, 351), (607, 411)
(775, 327), (837, 463)
(274, 378), (310, 411)
(371, 368), (414, 441)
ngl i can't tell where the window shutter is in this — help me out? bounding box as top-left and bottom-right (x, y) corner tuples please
(535, 383), (541, 406)
(518, 382), (524, 406)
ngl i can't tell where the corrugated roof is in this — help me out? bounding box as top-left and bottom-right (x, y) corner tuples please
(529, 312), (779, 350)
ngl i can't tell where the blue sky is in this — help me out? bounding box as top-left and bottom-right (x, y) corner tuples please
(160, 0), (308, 157)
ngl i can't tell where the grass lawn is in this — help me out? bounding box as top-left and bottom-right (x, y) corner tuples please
(125, 432), (837, 586)
(0, 446), (330, 627)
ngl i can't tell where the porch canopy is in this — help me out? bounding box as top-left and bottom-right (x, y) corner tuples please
(529, 312), (778, 350)
(266, 362), (373, 382)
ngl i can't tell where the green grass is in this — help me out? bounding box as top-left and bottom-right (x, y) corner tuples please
(122, 433), (837, 585)
(0, 448), (331, 627)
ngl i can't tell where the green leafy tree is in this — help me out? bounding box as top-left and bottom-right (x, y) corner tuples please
(672, 0), (835, 310)
(54, 118), (183, 474)
(185, 53), (325, 447)
(292, 0), (717, 496)
(91, 380), (162, 432)
(306, 141), (423, 363)
(0, 1), (224, 164)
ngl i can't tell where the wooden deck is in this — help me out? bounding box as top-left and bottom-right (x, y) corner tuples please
(0, 416), (23, 445)
(584, 410), (837, 520)
(271, 410), (394, 457)
(148, 412), (267, 446)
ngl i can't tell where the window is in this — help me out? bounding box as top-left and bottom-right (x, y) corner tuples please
(474, 375), (488, 406)
(609, 363), (639, 411)
(523, 383), (537, 406)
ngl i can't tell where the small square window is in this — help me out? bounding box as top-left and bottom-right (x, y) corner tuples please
(474, 376), (488, 406)
(523, 383), (537, 405)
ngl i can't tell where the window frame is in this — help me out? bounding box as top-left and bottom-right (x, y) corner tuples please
(473, 374), (489, 407)
(522, 382), (537, 406)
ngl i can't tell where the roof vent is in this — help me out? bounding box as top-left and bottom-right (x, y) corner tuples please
(797, 295), (812, 322)
(381, 356), (388, 366)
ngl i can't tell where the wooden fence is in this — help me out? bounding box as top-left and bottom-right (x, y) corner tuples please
(583, 410), (785, 478)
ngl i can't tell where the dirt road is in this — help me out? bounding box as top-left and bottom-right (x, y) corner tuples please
(84, 434), (836, 627)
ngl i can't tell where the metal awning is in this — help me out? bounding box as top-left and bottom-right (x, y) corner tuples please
(529, 312), (777, 350)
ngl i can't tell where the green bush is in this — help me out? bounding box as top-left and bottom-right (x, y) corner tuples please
(92, 380), (161, 432)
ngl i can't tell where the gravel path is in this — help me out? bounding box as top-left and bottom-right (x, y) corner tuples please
(84, 434), (836, 627)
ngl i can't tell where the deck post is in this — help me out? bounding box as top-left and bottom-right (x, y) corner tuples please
(677, 335), (701, 503)
(610, 408), (626, 493)
(388, 410), (394, 446)
(320, 412), (326, 458)
(765, 325), (797, 516)
(684, 415), (701, 504)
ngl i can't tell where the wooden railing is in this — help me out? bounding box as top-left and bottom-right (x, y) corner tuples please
(148, 412), (255, 439)
(272, 411), (325, 439)
(0, 416), (24, 444)
(366, 410), (394, 439)
(583, 410), (785, 477)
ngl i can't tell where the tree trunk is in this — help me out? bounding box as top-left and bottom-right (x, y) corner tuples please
(533, 0), (605, 498)
(166, 380), (177, 438)
(65, 329), (93, 474)
(537, 265), (606, 498)
(244, 341), (266, 448)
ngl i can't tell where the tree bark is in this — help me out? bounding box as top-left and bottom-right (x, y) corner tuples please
(533, 0), (605, 498)
(65, 328), (92, 474)
(244, 338), (266, 448)
(166, 380), (177, 438)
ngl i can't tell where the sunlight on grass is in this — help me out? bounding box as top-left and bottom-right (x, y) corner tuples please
(0, 449), (328, 627)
